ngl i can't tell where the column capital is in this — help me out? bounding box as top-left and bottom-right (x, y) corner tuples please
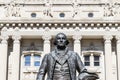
(42, 35), (52, 44)
(0, 35), (9, 44)
(42, 35), (52, 41)
(103, 35), (113, 44)
(73, 35), (82, 44)
(72, 35), (82, 40)
(116, 35), (120, 44)
(116, 35), (120, 40)
(103, 35), (113, 40)
(12, 35), (21, 44)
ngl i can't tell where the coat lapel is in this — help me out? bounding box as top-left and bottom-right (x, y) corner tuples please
(50, 48), (72, 65)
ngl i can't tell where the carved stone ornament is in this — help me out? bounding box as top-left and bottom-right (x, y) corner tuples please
(103, 3), (120, 17)
(27, 42), (38, 51)
(4, 1), (21, 17)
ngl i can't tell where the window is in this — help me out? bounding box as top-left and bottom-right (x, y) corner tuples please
(59, 13), (65, 17)
(94, 55), (100, 66)
(24, 54), (41, 67)
(31, 13), (37, 18)
(84, 53), (100, 67)
(34, 55), (41, 66)
(24, 55), (31, 66)
(88, 12), (94, 17)
(84, 55), (90, 66)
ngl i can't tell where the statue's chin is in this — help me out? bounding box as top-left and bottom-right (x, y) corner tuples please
(57, 45), (66, 50)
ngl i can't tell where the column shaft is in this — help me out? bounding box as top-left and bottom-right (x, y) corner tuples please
(104, 35), (113, 80)
(11, 35), (21, 80)
(0, 36), (8, 80)
(73, 35), (82, 56)
(116, 36), (120, 80)
(42, 35), (51, 54)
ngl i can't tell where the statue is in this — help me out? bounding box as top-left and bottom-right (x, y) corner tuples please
(36, 33), (99, 80)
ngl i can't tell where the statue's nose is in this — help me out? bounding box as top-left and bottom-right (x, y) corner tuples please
(60, 40), (63, 42)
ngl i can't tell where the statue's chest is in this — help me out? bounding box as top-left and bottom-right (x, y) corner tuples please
(54, 61), (70, 76)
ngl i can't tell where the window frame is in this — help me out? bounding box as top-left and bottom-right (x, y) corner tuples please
(82, 51), (101, 67)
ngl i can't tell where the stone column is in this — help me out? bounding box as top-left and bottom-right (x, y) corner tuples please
(103, 35), (113, 80)
(11, 35), (21, 80)
(0, 35), (9, 80)
(73, 35), (82, 56)
(116, 35), (120, 80)
(42, 35), (51, 54)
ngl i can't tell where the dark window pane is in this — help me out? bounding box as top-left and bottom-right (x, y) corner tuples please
(94, 56), (99, 61)
(94, 62), (99, 66)
(25, 62), (31, 66)
(24, 55), (31, 66)
(85, 62), (90, 66)
(34, 55), (40, 66)
(59, 13), (65, 17)
(34, 55), (40, 60)
(31, 13), (36, 17)
(88, 13), (94, 17)
(84, 56), (90, 61)
(94, 55), (100, 66)
(84, 55), (90, 66)
(34, 61), (40, 66)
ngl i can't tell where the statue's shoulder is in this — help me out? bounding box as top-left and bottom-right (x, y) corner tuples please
(68, 50), (77, 54)
(67, 50), (78, 57)
(46, 51), (55, 56)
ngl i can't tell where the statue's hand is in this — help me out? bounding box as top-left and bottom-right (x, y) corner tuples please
(78, 72), (99, 80)
(82, 74), (99, 80)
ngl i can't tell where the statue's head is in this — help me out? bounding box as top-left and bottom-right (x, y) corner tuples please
(54, 33), (69, 48)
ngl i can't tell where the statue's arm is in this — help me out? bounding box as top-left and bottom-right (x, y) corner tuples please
(75, 53), (87, 73)
(36, 54), (48, 80)
(75, 53), (89, 80)
(75, 53), (99, 80)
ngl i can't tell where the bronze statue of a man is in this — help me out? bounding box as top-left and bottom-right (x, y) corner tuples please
(36, 33), (98, 80)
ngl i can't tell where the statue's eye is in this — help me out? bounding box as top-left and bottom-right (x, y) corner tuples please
(57, 37), (61, 40)
(62, 38), (65, 40)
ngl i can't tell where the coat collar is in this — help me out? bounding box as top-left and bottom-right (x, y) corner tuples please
(51, 47), (72, 65)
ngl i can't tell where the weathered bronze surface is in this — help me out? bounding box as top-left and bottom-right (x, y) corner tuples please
(36, 33), (99, 80)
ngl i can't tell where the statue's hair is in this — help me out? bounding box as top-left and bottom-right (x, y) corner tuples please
(54, 33), (69, 45)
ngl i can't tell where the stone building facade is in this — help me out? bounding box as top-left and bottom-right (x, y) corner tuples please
(0, 0), (120, 80)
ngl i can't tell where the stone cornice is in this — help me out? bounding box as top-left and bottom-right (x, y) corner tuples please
(0, 20), (120, 29)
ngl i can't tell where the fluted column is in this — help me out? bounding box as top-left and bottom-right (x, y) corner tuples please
(103, 35), (113, 80)
(11, 35), (21, 80)
(73, 35), (82, 56)
(42, 35), (51, 54)
(0, 35), (9, 80)
(116, 35), (120, 80)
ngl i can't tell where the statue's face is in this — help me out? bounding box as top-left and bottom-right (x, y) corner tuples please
(56, 33), (67, 47)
